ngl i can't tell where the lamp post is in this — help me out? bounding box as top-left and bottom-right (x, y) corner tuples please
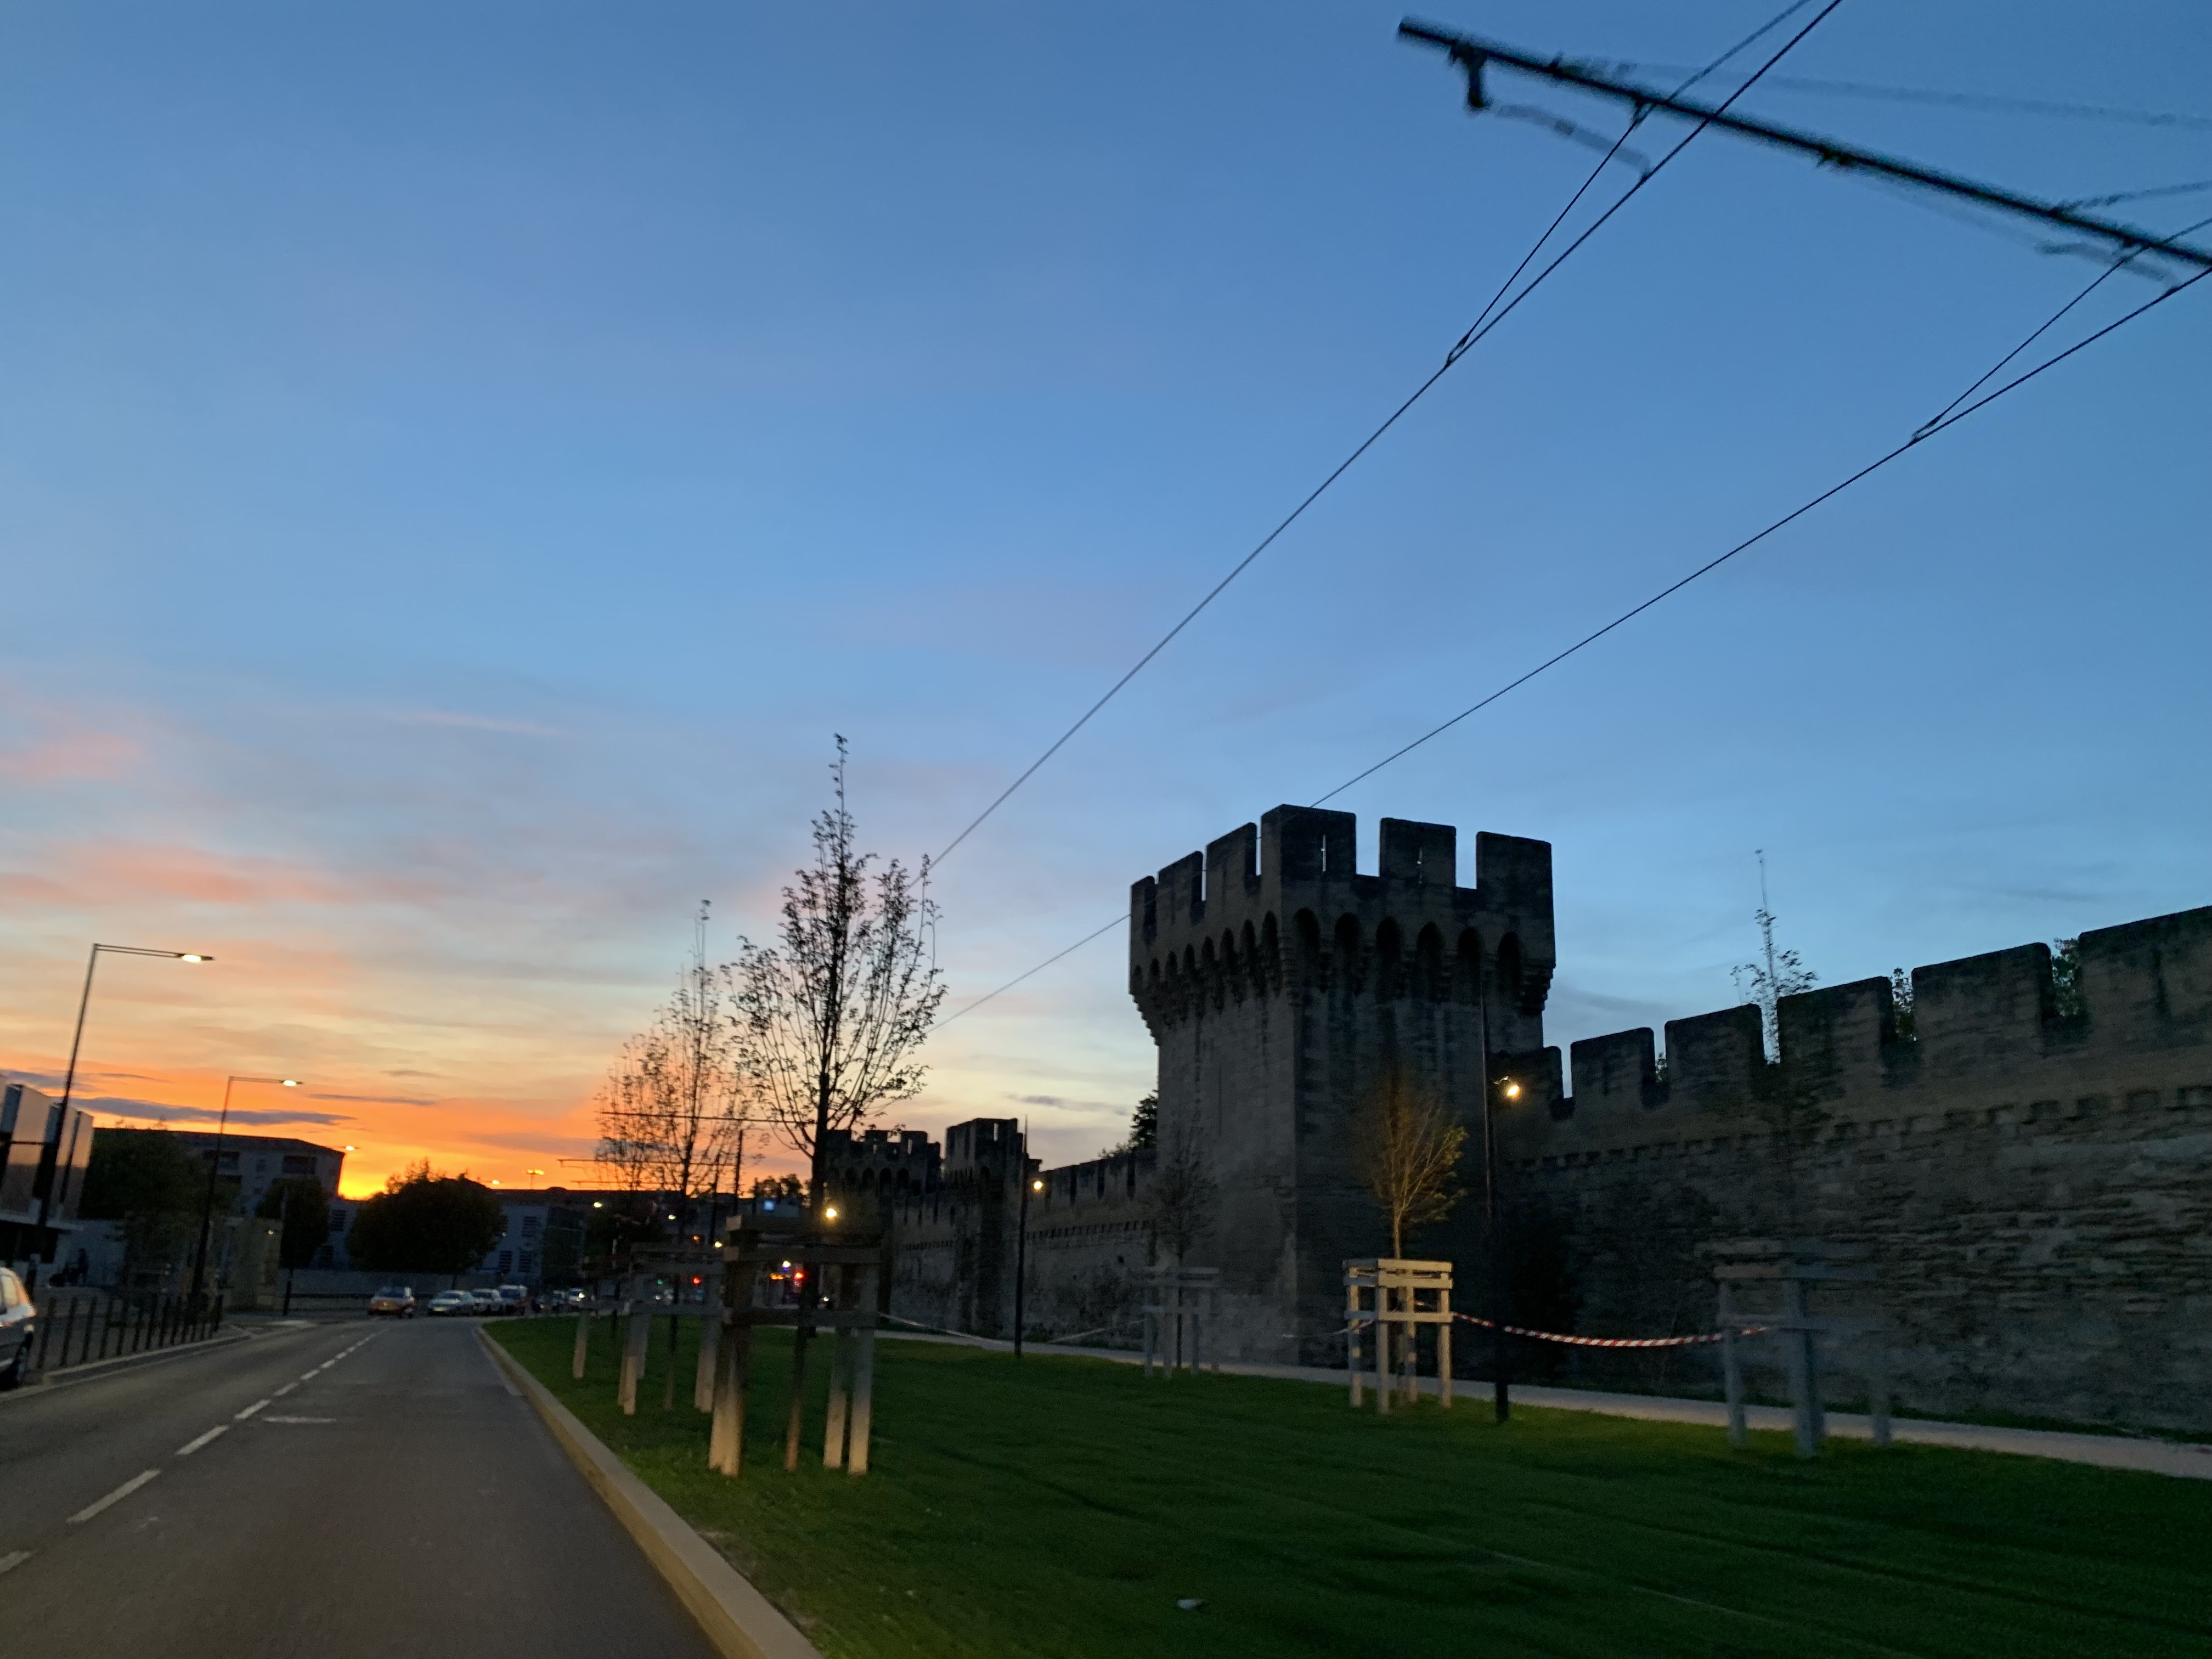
(189, 1075), (299, 1305)
(54, 944), (213, 1119)
(1481, 1053), (1522, 1424)
(1014, 1171), (1043, 1358)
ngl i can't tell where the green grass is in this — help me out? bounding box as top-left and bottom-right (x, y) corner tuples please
(490, 1316), (2212, 1659)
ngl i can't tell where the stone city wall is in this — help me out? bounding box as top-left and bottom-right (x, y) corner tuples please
(1499, 906), (2212, 1429)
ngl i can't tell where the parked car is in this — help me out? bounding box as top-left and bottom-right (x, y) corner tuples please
(494, 1285), (528, 1316)
(0, 1268), (36, 1389)
(366, 1286), (416, 1318)
(426, 1290), (473, 1317)
(469, 1288), (501, 1315)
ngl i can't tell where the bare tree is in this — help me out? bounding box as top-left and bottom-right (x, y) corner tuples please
(1351, 1066), (1466, 1256)
(729, 740), (945, 1210)
(595, 902), (751, 1213)
(1147, 1125), (1217, 1267)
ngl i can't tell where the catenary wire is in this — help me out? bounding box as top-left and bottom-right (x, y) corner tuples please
(948, 239), (2211, 1018)
(1915, 210), (2212, 436)
(927, 1), (1841, 868)
(2059, 179), (2212, 211)
(927, 3), (1837, 1017)
(1579, 66), (2212, 131)
(1312, 261), (2210, 805)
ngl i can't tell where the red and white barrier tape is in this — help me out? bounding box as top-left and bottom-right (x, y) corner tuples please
(1452, 1313), (1768, 1349)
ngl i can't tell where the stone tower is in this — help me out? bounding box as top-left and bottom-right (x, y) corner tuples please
(1128, 805), (1556, 1363)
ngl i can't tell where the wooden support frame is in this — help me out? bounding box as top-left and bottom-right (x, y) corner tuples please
(710, 1231), (885, 1480)
(1141, 1266), (1220, 1379)
(1711, 1239), (1889, 1458)
(1345, 1259), (1453, 1413)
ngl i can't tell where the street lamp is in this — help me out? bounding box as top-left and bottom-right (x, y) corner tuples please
(189, 1075), (299, 1304)
(1481, 1060), (1522, 1423)
(53, 943), (214, 1120)
(1013, 1172), (1045, 1359)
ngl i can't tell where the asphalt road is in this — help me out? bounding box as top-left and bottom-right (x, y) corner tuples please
(0, 1316), (719, 1659)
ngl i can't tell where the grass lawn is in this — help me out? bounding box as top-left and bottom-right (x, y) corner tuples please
(490, 1316), (2211, 1659)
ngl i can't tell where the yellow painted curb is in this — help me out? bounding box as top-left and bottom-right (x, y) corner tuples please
(480, 1327), (822, 1659)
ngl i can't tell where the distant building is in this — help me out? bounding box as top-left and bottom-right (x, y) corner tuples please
(161, 1131), (347, 1217)
(472, 1188), (588, 1285)
(1, 1080), (95, 1277)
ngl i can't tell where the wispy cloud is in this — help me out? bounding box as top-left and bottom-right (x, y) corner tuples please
(396, 710), (565, 738)
(86, 1097), (354, 1127)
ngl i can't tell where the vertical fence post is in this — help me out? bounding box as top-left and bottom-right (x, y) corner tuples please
(694, 1311), (720, 1413)
(572, 1311), (591, 1380)
(619, 1305), (650, 1415)
(1785, 1274), (1817, 1459)
(847, 1323), (876, 1477)
(709, 1314), (747, 1477)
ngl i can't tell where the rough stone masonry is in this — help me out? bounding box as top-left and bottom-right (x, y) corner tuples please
(867, 805), (2210, 1431)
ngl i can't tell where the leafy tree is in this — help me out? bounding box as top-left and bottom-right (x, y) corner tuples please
(1350, 1067), (1465, 1255)
(1890, 967), (1916, 1041)
(79, 1128), (224, 1289)
(2050, 936), (2086, 1022)
(749, 1173), (805, 1203)
(1098, 1091), (1159, 1159)
(255, 1176), (332, 1272)
(729, 740), (945, 1210)
(345, 1162), (505, 1278)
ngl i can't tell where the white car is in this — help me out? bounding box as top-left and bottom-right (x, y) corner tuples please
(425, 1290), (473, 1317)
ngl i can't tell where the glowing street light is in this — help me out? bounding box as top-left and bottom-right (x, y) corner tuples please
(54, 943), (215, 1122)
(1481, 1061), (1525, 1423)
(189, 1075), (302, 1302)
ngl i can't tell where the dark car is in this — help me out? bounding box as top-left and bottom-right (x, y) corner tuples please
(0, 1268), (37, 1389)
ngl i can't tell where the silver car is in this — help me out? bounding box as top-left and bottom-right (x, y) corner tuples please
(0, 1268), (37, 1388)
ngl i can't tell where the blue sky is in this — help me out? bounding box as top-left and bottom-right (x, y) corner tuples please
(2, 1), (2206, 1188)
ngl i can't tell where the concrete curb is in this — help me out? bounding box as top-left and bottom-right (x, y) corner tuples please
(478, 1328), (823, 1659)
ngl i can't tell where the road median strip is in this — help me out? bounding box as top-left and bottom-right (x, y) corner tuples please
(477, 1328), (821, 1659)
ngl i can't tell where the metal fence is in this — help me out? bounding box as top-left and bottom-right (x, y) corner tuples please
(31, 1290), (227, 1375)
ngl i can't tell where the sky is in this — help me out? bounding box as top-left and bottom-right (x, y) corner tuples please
(2, 1), (2206, 1199)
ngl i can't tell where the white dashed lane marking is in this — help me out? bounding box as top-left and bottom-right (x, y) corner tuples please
(176, 1425), (229, 1457)
(69, 1470), (160, 1525)
(274, 1383), (296, 1397)
(235, 1399), (269, 1421)
(0, 1550), (31, 1575)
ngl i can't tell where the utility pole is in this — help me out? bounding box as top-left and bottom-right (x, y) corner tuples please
(1398, 19), (2212, 272)
(1013, 1120), (1035, 1358)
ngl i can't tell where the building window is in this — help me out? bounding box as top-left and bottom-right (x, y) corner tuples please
(329, 1209), (348, 1235)
(498, 1251), (514, 1274)
(282, 1155), (315, 1176)
(521, 1215), (542, 1237)
(518, 1253), (538, 1276)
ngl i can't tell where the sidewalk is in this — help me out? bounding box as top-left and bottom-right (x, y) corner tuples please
(882, 1327), (2212, 1480)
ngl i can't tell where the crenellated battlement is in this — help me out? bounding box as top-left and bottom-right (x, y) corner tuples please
(1505, 903), (2212, 1162)
(1127, 806), (1556, 1051)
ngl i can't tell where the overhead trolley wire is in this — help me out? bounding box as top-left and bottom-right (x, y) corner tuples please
(949, 227), (2212, 1024)
(928, 2), (1841, 1022)
(1315, 258), (2210, 804)
(928, 1), (1843, 869)
(1567, 67), (2212, 132)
